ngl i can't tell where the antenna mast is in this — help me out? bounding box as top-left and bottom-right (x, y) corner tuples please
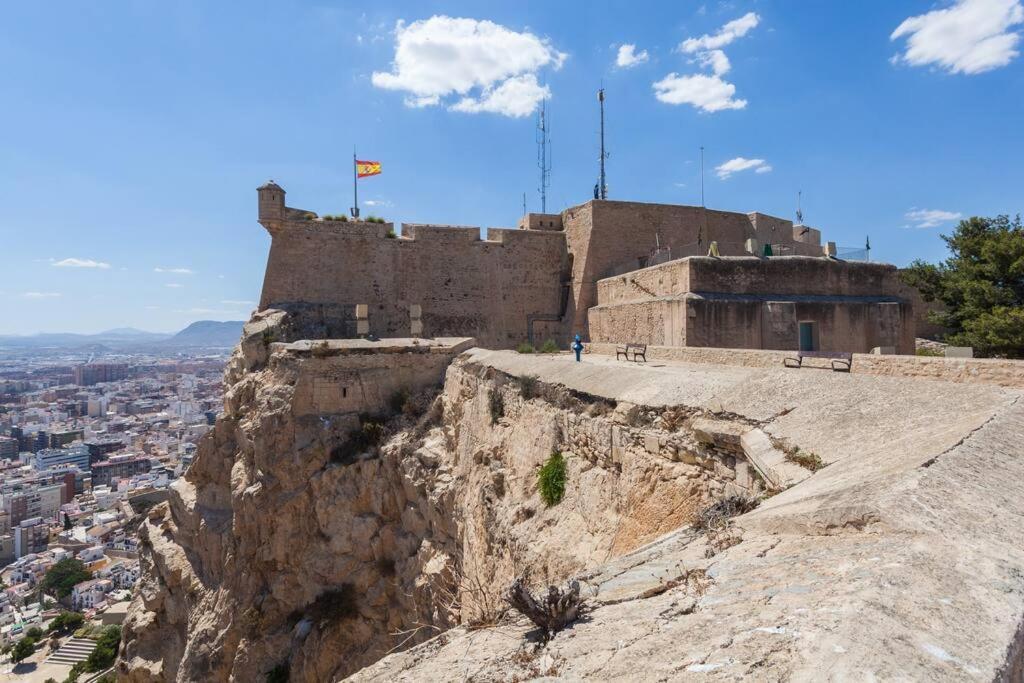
(536, 99), (551, 213)
(598, 88), (608, 200)
(796, 190), (803, 224)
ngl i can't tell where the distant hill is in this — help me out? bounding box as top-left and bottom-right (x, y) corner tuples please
(165, 320), (245, 347)
(0, 320), (245, 350)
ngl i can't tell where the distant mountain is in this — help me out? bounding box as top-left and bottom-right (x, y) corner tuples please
(164, 320), (245, 347)
(0, 320), (245, 350)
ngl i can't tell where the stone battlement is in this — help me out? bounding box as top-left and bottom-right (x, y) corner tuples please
(252, 181), (909, 353)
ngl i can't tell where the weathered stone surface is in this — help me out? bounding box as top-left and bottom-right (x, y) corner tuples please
(348, 352), (1024, 682)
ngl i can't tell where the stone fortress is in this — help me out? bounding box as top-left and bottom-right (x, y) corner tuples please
(257, 181), (915, 355)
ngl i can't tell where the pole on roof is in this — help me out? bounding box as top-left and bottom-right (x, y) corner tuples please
(598, 88), (608, 200)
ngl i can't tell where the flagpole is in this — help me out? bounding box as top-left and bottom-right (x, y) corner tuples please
(352, 148), (359, 219)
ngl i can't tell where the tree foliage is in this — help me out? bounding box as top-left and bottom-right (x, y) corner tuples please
(48, 611), (85, 634)
(84, 625), (121, 672)
(902, 215), (1024, 358)
(11, 636), (35, 663)
(537, 451), (567, 507)
(40, 558), (91, 599)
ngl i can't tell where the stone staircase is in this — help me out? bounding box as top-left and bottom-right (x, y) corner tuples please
(46, 636), (96, 665)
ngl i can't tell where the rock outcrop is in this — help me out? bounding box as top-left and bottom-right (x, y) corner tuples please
(119, 314), (754, 682)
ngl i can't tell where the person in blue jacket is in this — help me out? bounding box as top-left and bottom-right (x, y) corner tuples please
(572, 334), (584, 362)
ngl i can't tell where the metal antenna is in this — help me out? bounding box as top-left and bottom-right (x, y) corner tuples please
(536, 98), (551, 213)
(796, 190), (804, 224)
(598, 88), (608, 200)
(522, 192), (527, 216)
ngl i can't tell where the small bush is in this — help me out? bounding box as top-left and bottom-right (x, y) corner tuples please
(516, 342), (536, 354)
(331, 416), (386, 465)
(539, 338), (560, 353)
(365, 215), (386, 224)
(692, 495), (758, 532)
(388, 389), (410, 414)
(308, 584), (358, 625)
(488, 388), (505, 424)
(516, 374), (539, 400)
(302, 212), (316, 220)
(385, 229), (397, 238)
(785, 450), (824, 471)
(84, 625), (121, 672)
(916, 347), (944, 357)
(537, 451), (567, 507)
(48, 611), (85, 634)
(311, 341), (333, 357)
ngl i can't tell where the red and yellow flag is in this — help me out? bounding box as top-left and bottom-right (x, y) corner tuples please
(356, 160), (382, 178)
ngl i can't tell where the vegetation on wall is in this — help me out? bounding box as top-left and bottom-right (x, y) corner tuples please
(516, 342), (536, 354)
(488, 388), (505, 424)
(901, 215), (1024, 358)
(537, 451), (567, 507)
(539, 339), (560, 353)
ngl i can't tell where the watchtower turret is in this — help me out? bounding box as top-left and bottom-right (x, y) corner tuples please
(257, 180), (285, 229)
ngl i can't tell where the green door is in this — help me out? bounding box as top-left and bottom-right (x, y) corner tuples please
(799, 322), (815, 351)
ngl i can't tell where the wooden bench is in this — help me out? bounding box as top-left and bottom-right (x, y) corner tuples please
(616, 343), (648, 362)
(783, 350), (852, 372)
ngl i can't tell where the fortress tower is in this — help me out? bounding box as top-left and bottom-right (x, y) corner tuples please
(257, 180), (286, 230)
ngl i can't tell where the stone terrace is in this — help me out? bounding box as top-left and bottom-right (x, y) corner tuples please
(351, 350), (1024, 681)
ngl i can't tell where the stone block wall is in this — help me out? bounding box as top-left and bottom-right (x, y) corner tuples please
(258, 219), (568, 348)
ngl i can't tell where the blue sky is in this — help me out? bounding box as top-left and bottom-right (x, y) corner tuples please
(1, 0), (1022, 334)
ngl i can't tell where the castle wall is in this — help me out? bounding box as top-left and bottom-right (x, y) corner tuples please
(561, 201), (823, 337)
(588, 256), (915, 354)
(258, 220), (567, 348)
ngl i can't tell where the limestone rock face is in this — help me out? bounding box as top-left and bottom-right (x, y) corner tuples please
(118, 315), (742, 682)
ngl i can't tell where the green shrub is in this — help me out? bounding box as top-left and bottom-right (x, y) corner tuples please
(785, 450), (824, 471)
(308, 584), (358, 625)
(385, 229), (397, 238)
(916, 347), (944, 357)
(488, 388), (505, 424)
(311, 341), (332, 357)
(516, 342), (535, 354)
(516, 374), (538, 400)
(49, 611), (85, 634)
(388, 389), (410, 414)
(366, 215), (386, 224)
(539, 338), (560, 353)
(331, 416), (386, 465)
(302, 212), (316, 220)
(11, 637), (35, 663)
(26, 626), (43, 640)
(84, 625), (121, 672)
(66, 661), (86, 682)
(537, 451), (567, 507)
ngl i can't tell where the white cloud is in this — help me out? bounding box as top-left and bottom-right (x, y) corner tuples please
(715, 157), (772, 179)
(371, 16), (566, 117)
(616, 44), (649, 68)
(891, 0), (1023, 74)
(680, 12), (761, 53)
(699, 49), (731, 76)
(363, 199), (393, 207)
(904, 208), (963, 228)
(154, 267), (194, 274)
(23, 292), (61, 298)
(653, 73), (747, 111)
(450, 74), (550, 117)
(655, 14), (758, 113)
(52, 258), (110, 269)
(165, 283), (184, 289)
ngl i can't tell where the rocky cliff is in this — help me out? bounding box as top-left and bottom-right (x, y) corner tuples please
(118, 311), (756, 682)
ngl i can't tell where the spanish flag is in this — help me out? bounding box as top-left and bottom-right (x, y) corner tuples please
(356, 160), (382, 178)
